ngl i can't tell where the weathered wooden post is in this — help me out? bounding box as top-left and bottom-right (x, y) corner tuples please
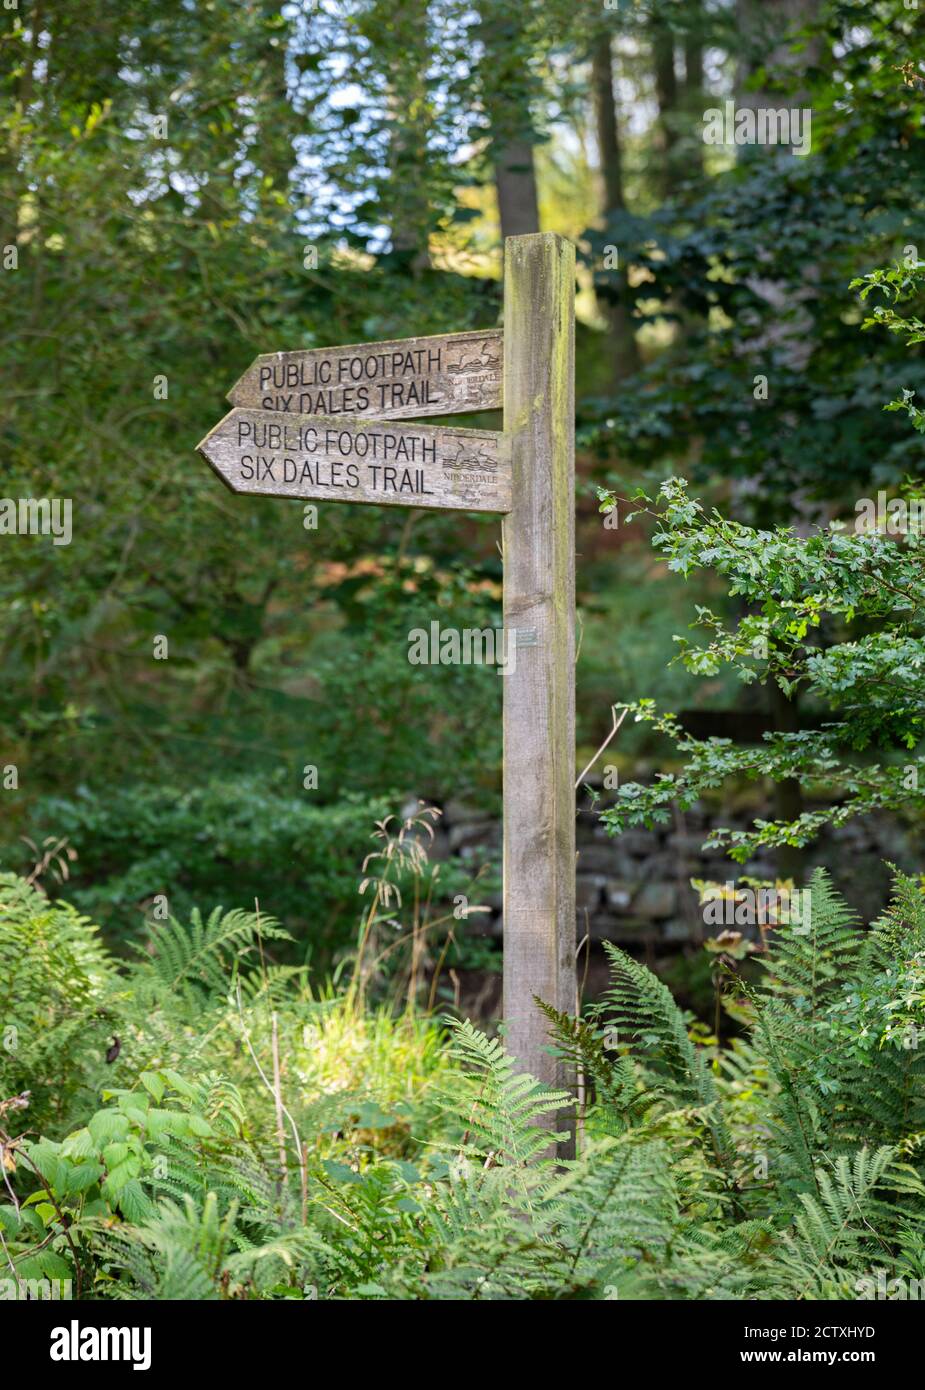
(501, 232), (576, 1096)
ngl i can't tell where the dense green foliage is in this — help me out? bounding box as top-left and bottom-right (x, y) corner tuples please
(594, 257), (925, 862)
(23, 779), (390, 956)
(585, 4), (925, 514)
(3, 1), (924, 949)
(3, 867), (925, 1299)
(3, 0), (925, 1307)
(596, 471), (925, 859)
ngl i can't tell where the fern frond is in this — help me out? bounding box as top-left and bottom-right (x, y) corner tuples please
(135, 907), (290, 1010)
(534, 1000), (659, 1135)
(759, 867), (860, 1015)
(440, 1018), (572, 1168)
(598, 944), (736, 1178)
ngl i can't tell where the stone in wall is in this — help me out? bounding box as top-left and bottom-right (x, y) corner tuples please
(418, 786), (919, 952)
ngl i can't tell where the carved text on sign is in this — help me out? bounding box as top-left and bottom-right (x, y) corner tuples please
(198, 409), (512, 515)
(227, 330), (502, 421)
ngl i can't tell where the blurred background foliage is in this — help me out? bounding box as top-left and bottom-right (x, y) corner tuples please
(0, 0), (923, 964)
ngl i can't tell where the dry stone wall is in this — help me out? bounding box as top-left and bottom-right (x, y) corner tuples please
(414, 787), (920, 949)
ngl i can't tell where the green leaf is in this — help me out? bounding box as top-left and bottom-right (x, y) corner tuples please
(140, 1071), (166, 1102)
(88, 1110), (131, 1148)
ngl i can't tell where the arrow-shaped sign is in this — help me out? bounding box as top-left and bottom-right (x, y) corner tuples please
(197, 408), (513, 514)
(227, 328), (502, 421)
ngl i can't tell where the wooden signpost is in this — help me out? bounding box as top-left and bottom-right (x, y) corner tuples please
(199, 410), (512, 515)
(501, 234), (576, 1113)
(196, 233), (576, 1107)
(227, 328), (502, 421)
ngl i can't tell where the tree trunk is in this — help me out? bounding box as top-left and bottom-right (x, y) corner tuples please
(651, 17), (678, 198)
(493, 137), (540, 240)
(591, 34), (638, 380)
(479, 2), (540, 241)
(736, 0), (821, 128)
(387, 89), (433, 272)
(683, 16), (704, 180)
(592, 35), (625, 215)
(382, 0), (433, 272)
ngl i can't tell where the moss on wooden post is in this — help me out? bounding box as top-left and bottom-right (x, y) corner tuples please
(502, 232), (576, 1126)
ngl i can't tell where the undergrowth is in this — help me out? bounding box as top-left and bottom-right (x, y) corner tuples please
(2, 841), (925, 1300)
